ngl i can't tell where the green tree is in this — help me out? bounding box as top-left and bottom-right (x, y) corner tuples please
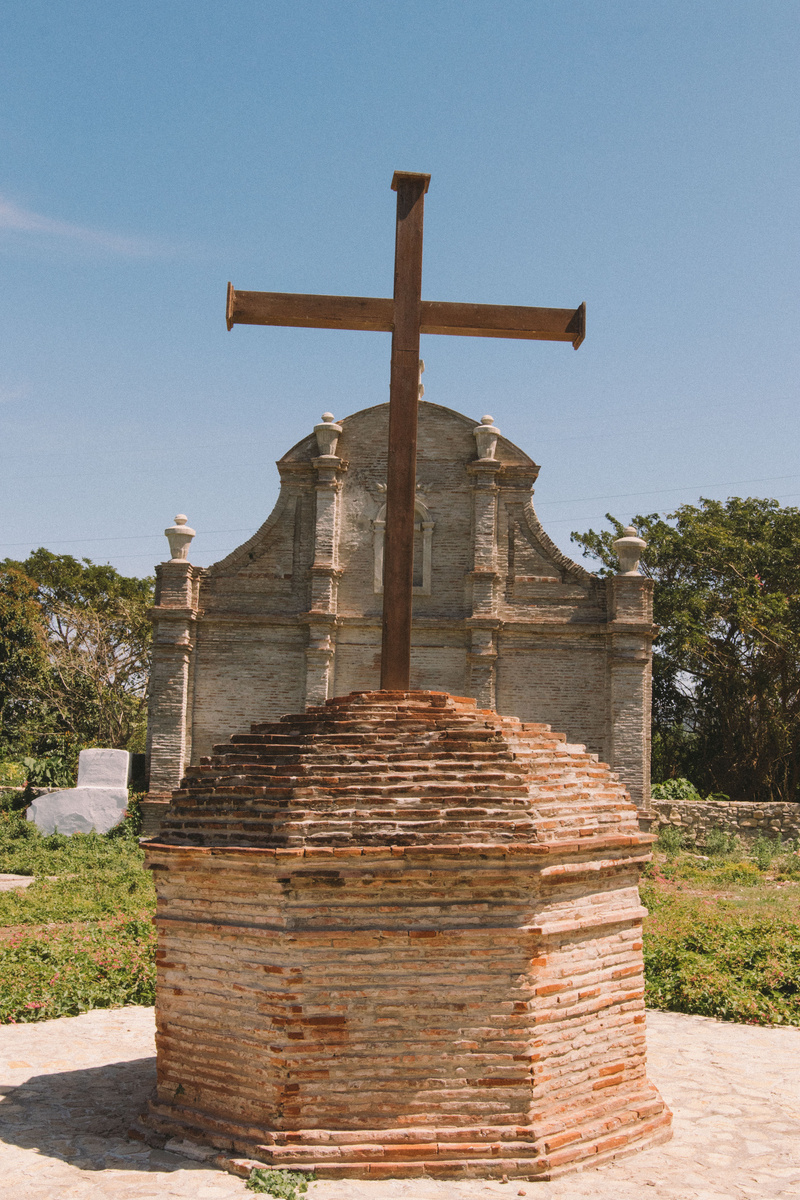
(0, 567), (47, 756)
(572, 497), (800, 804)
(1, 551), (154, 752)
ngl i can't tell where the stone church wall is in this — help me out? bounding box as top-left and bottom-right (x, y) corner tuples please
(146, 401), (654, 822)
(496, 635), (608, 759)
(190, 623), (306, 760)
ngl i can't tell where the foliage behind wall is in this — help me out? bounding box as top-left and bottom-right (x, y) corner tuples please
(0, 550), (154, 762)
(573, 497), (800, 804)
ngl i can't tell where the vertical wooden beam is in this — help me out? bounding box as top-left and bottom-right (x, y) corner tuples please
(380, 172), (430, 690)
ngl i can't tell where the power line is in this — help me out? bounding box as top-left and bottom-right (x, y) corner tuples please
(0, 528), (254, 550)
(543, 493), (800, 527)
(534, 473), (800, 508)
(3, 473), (800, 554)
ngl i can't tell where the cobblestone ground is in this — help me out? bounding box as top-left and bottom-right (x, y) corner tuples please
(0, 1007), (798, 1199)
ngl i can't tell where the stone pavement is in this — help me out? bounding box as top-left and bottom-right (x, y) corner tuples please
(0, 875), (36, 891)
(0, 1006), (797, 1199)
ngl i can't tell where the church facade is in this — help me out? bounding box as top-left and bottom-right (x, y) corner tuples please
(145, 401), (654, 819)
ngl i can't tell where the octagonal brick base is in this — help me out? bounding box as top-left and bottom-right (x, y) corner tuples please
(140, 690), (671, 1179)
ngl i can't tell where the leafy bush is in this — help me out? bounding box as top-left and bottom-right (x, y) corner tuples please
(651, 777), (703, 802)
(117, 790), (144, 838)
(656, 825), (683, 856)
(703, 828), (740, 857)
(642, 885), (800, 1025)
(247, 1168), (315, 1198)
(0, 787), (27, 813)
(21, 753), (75, 789)
(0, 913), (155, 1023)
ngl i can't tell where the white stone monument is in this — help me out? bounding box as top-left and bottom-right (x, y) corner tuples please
(27, 748), (131, 836)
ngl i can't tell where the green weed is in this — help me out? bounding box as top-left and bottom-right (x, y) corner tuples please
(0, 866), (154, 927)
(703, 828), (740, 857)
(0, 811), (144, 876)
(0, 912), (156, 1023)
(774, 851), (800, 880)
(0, 809), (156, 1023)
(246, 1168), (315, 1198)
(704, 860), (763, 886)
(641, 880), (800, 1025)
(656, 825), (683, 857)
(0, 763), (26, 787)
(752, 833), (782, 871)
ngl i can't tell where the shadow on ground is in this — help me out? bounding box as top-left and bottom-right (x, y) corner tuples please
(0, 1056), (195, 1173)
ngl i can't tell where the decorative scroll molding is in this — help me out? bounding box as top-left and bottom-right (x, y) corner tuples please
(506, 499), (593, 583)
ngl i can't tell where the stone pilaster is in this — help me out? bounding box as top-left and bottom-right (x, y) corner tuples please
(146, 560), (201, 799)
(467, 453), (503, 705)
(301, 419), (347, 705)
(303, 616), (337, 707)
(467, 618), (500, 709)
(468, 458), (502, 616)
(607, 574), (655, 825)
(308, 454), (345, 612)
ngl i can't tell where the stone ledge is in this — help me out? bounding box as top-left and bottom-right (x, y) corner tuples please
(143, 833), (653, 859)
(137, 1096), (672, 1181)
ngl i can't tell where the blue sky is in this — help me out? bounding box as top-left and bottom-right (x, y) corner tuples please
(1, 1), (797, 575)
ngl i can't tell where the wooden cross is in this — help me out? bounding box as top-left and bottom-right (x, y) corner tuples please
(226, 171), (585, 691)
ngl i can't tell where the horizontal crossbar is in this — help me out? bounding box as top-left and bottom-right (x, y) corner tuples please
(422, 300), (584, 346)
(227, 284), (585, 348)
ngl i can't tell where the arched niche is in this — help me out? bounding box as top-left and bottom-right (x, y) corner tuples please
(373, 499), (434, 596)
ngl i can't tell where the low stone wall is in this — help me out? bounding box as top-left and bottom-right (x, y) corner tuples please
(651, 799), (800, 845)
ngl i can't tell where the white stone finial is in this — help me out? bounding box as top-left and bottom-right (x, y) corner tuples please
(164, 514), (195, 562)
(418, 359), (425, 398)
(473, 414), (501, 461)
(613, 525), (647, 575)
(314, 412), (342, 457)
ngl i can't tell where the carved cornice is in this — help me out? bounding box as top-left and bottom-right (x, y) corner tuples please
(299, 611), (342, 627)
(608, 621), (657, 638)
(151, 639), (195, 656)
(312, 455), (349, 488)
(149, 605), (199, 622)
